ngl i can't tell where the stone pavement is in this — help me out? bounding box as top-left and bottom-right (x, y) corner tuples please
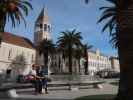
(13, 83), (118, 100)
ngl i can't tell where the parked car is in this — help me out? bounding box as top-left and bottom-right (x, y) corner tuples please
(104, 71), (120, 78)
(95, 69), (120, 78)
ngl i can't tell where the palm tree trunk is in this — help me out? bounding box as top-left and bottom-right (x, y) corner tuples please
(85, 61), (88, 75)
(84, 49), (88, 75)
(116, 29), (133, 100)
(58, 55), (61, 72)
(115, 1), (133, 99)
(68, 54), (72, 74)
(78, 59), (81, 74)
(0, 14), (6, 44)
(45, 54), (48, 67)
(43, 53), (48, 74)
(0, 14), (6, 32)
(68, 47), (72, 74)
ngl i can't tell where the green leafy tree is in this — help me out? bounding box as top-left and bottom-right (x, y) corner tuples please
(0, 0), (32, 42)
(9, 54), (27, 81)
(57, 29), (82, 74)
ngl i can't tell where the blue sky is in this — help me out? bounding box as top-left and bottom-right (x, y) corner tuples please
(5, 0), (117, 56)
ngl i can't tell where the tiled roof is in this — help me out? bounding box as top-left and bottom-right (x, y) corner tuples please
(2, 32), (35, 49)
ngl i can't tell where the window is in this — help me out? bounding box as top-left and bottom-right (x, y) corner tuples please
(8, 49), (12, 59)
(35, 23), (41, 31)
(44, 24), (47, 31)
(31, 54), (34, 62)
(48, 25), (51, 32)
(74, 60), (77, 66)
(40, 24), (43, 28)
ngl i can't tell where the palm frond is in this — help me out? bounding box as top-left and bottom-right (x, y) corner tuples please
(98, 13), (115, 23)
(109, 32), (119, 48)
(8, 13), (16, 27)
(102, 7), (116, 15)
(21, 1), (33, 10)
(101, 16), (115, 32)
(99, 7), (111, 10)
(105, 0), (117, 5)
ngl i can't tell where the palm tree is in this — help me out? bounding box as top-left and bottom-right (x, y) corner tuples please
(38, 39), (55, 74)
(0, 0), (32, 42)
(57, 29), (82, 74)
(116, 1), (133, 100)
(83, 44), (92, 75)
(98, 0), (133, 99)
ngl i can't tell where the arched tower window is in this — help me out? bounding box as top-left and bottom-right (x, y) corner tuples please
(40, 24), (43, 29)
(44, 24), (47, 31)
(48, 25), (51, 32)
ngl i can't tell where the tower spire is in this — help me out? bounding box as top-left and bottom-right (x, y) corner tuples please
(36, 6), (49, 23)
(43, 4), (46, 15)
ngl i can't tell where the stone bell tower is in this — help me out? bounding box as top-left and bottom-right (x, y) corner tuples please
(34, 7), (51, 46)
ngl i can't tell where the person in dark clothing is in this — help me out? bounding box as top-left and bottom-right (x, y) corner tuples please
(39, 66), (48, 94)
(42, 78), (48, 94)
(30, 64), (43, 94)
(6, 68), (12, 79)
(35, 65), (43, 94)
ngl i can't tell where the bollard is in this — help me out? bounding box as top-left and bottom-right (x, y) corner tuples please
(0, 89), (18, 98)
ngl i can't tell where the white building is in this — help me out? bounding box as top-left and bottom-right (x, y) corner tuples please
(0, 32), (36, 79)
(88, 49), (112, 76)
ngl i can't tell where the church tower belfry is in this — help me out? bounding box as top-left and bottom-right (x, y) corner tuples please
(34, 7), (51, 45)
